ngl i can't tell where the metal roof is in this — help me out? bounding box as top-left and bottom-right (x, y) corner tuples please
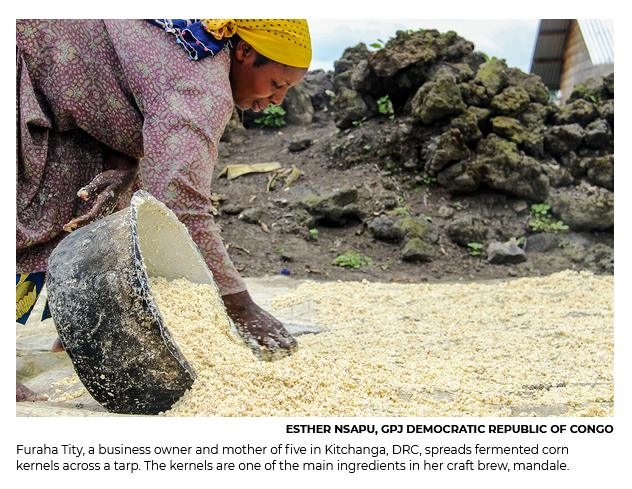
(578, 19), (614, 65)
(530, 19), (572, 91)
(529, 19), (614, 91)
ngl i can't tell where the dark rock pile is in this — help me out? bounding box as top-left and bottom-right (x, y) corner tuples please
(317, 29), (614, 273)
(227, 27), (614, 276)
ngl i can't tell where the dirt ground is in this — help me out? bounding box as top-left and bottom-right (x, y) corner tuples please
(214, 110), (573, 286)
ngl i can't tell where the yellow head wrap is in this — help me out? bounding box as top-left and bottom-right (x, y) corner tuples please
(201, 19), (311, 68)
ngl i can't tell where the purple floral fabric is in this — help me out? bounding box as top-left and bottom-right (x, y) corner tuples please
(16, 19), (246, 295)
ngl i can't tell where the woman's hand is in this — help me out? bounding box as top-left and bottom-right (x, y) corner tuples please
(222, 290), (298, 361)
(63, 148), (139, 232)
(16, 383), (48, 402)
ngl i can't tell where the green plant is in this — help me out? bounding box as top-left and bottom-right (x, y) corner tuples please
(309, 228), (319, 240)
(363, 145), (372, 151)
(531, 203), (549, 214)
(467, 242), (484, 256)
(352, 117), (367, 127)
(275, 247), (287, 253)
(254, 105), (286, 127)
(421, 174), (437, 185)
(377, 95), (395, 119)
(370, 39), (386, 49)
(333, 250), (374, 268)
(529, 204), (569, 234)
(381, 259), (393, 271)
(548, 221), (569, 233)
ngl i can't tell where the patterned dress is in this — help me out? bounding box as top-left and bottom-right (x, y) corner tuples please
(16, 19), (246, 296)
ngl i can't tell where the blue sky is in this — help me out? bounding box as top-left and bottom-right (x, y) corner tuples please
(307, 19), (541, 74)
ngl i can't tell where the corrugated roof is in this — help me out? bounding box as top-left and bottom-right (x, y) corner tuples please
(530, 19), (572, 90)
(530, 19), (614, 91)
(578, 19), (614, 65)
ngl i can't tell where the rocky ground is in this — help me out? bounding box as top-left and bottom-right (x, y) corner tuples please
(213, 111), (613, 286)
(212, 28), (614, 286)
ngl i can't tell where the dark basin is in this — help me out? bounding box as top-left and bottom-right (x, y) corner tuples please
(46, 190), (226, 415)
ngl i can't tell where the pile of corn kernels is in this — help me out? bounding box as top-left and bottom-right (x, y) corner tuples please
(149, 270), (613, 417)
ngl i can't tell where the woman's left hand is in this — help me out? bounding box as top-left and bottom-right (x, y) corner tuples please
(63, 148), (139, 232)
(222, 290), (298, 361)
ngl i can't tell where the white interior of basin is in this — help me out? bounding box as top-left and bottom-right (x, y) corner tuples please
(135, 196), (215, 286)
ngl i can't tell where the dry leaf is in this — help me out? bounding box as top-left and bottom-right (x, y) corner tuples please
(258, 220), (270, 233)
(218, 162), (281, 180)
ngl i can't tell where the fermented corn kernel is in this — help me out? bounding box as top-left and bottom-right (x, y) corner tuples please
(150, 270), (613, 417)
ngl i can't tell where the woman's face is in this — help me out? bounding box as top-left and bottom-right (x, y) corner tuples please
(229, 41), (308, 112)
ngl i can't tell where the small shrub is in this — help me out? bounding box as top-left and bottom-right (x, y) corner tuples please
(370, 39), (386, 49)
(529, 204), (569, 234)
(422, 174), (437, 185)
(467, 243), (484, 256)
(352, 117), (367, 127)
(381, 259), (393, 271)
(254, 106), (286, 127)
(377, 95), (395, 119)
(333, 250), (374, 268)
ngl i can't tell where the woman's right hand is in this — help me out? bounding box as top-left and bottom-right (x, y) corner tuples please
(222, 290), (298, 361)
